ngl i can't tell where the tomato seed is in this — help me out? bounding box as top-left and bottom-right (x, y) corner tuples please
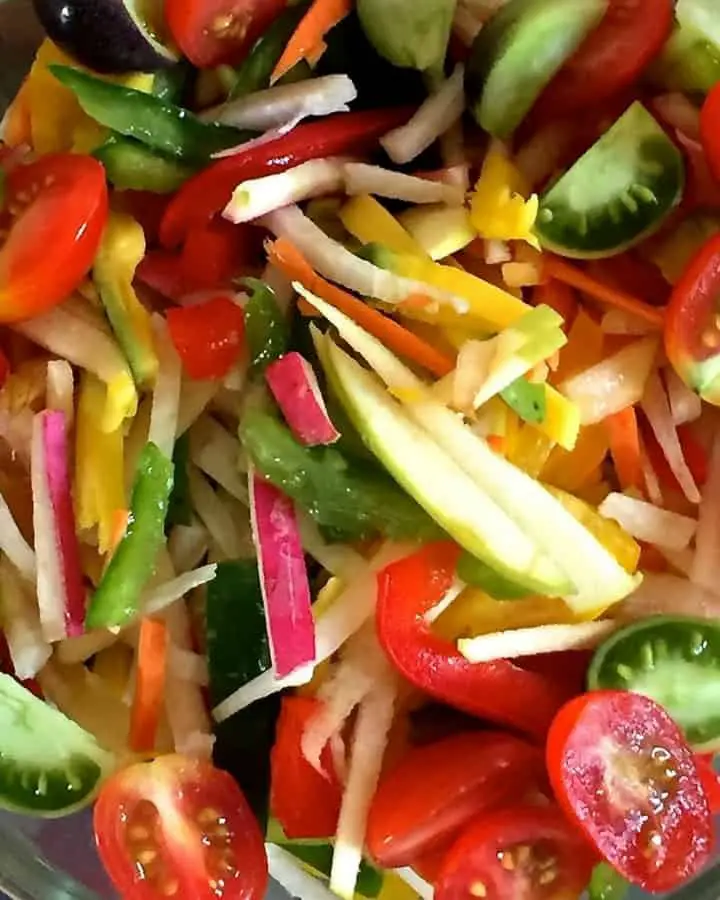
(499, 852), (515, 871)
(470, 883), (487, 897)
(137, 849), (158, 866)
(539, 871), (557, 885)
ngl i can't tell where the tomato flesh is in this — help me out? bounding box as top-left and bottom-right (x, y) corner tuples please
(366, 731), (545, 868)
(94, 754), (268, 900)
(0, 154), (107, 322)
(166, 296), (246, 380)
(435, 805), (596, 900)
(665, 233), (720, 405)
(547, 690), (712, 893)
(532, 0), (672, 120)
(701, 81), (720, 186)
(165, 0), (287, 68)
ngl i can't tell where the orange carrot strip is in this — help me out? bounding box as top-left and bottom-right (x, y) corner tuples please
(533, 279), (578, 330)
(271, 0), (352, 83)
(108, 509), (129, 557)
(543, 256), (665, 328)
(605, 407), (643, 492)
(268, 237), (456, 377)
(129, 617), (168, 754)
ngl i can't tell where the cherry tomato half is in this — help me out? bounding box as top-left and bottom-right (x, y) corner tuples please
(166, 296), (245, 380)
(695, 754), (720, 814)
(270, 695), (342, 840)
(532, 0), (672, 120)
(0, 154), (108, 322)
(165, 0), (287, 68)
(366, 731), (545, 868)
(701, 81), (720, 186)
(665, 233), (720, 405)
(435, 805), (596, 900)
(94, 754), (268, 900)
(547, 690), (712, 893)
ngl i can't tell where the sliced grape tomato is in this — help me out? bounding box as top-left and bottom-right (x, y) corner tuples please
(536, 102), (684, 258)
(547, 690), (712, 893)
(588, 615), (720, 751)
(434, 804), (596, 900)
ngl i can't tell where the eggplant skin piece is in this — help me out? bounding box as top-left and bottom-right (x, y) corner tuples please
(32, 0), (178, 74)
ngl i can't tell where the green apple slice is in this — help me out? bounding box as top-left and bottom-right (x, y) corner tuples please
(302, 284), (641, 615)
(318, 336), (571, 596)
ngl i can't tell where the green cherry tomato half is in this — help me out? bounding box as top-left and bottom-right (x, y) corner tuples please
(588, 615), (720, 751)
(665, 232), (720, 405)
(535, 102), (684, 259)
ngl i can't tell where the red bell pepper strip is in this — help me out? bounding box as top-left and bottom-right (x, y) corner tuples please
(270, 695), (342, 839)
(180, 218), (258, 293)
(159, 106), (414, 248)
(375, 543), (575, 741)
(166, 296), (245, 380)
(136, 250), (187, 303)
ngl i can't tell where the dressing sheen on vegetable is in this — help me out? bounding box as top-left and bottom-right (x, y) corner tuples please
(2, 2), (720, 899)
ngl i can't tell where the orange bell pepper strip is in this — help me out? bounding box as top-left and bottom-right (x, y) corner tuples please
(533, 279), (578, 330)
(3, 78), (32, 148)
(271, 0), (352, 83)
(267, 237), (455, 377)
(129, 616), (168, 754)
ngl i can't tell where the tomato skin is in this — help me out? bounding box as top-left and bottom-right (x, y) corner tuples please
(664, 233), (720, 405)
(270, 695), (342, 840)
(180, 219), (258, 293)
(376, 543), (576, 740)
(0, 154), (107, 322)
(166, 296), (245, 380)
(547, 690), (712, 893)
(701, 82), (720, 186)
(695, 755), (720, 814)
(366, 731), (545, 868)
(165, 0), (287, 68)
(435, 805), (597, 900)
(532, 0), (672, 120)
(94, 754), (268, 900)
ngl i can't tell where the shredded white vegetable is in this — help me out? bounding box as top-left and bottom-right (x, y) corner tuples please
(144, 564), (218, 616)
(613, 572), (720, 621)
(0, 559), (51, 680)
(600, 493), (697, 551)
(380, 66), (465, 165)
(55, 630), (118, 665)
(168, 521), (210, 573)
(188, 465), (245, 559)
(458, 621), (617, 663)
(0, 491), (36, 582)
(176, 378), (221, 436)
(601, 310), (655, 336)
(691, 423), (720, 593)
(45, 360), (75, 427)
(665, 367), (703, 425)
(267, 844), (339, 900)
(343, 163), (464, 205)
(189, 415), (249, 503)
(168, 646), (209, 686)
(297, 512), (366, 577)
(148, 316), (182, 460)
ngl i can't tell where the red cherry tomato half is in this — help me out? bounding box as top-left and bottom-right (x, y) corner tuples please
(366, 731), (545, 868)
(93, 754), (268, 900)
(695, 754), (720, 814)
(665, 233), (720, 405)
(270, 695), (342, 840)
(165, 0), (287, 68)
(532, 0), (672, 120)
(0, 154), (107, 322)
(166, 296), (245, 380)
(435, 805), (596, 900)
(547, 690), (712, 893)
(701, 81), (720, 186)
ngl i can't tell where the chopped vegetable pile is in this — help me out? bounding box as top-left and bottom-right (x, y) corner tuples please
(3, 0), (720, 896)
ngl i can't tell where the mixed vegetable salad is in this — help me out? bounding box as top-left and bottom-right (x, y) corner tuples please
(2, 0), (720, 896)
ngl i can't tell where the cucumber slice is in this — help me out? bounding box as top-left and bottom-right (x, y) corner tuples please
(0, 674), (115, 816)
(588, 615), (720, 751)
(456, 551), (533, 599)
(677, 0), (720, 57)
(535, 102), (685, 259)
(465, 0), (607, 139)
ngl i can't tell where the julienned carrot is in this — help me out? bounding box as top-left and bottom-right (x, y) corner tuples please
(271, 0), (352, 83)
(543, 256), (665, 329)
(129, 616), (168, 754)
(533, 279), (578, 330)
(108, 508), (129, 556)
(267, 237), (456, 377)
(605, 407), (643, 492)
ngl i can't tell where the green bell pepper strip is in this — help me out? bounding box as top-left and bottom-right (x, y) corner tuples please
(242, 278), (290, 374)
(456, 552), (533, 599)
(50, 65), (254, 163)
(152, 63), (192, 104)
(240, 409), (443, 542)
(95, 136), (197, 194)
(501, 378), (547, 425)
(589, 864), (629, 900)
(166, 433), (192, 531)
(85, 442), (174, 629)
(229, 3), (310, 99)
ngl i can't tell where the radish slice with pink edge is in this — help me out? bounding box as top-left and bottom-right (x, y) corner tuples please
(265, 352), (340, 446)
(31, 410), (86, 641)
(249, 468), (316, 678)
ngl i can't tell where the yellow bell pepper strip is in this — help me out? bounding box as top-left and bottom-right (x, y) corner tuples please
(398, 205), (476, 261)
(534, 384), (581, 451)
(92, 212), (159, 389)
(25, 40), (153, 155)
(75, 374), (126, 554)
(3, 78), (32, 148)
(542, 423), (610, 494)
(470, 143), (540, 248)
(339, 195), (429, 258)
(507, 425), (555, 477)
